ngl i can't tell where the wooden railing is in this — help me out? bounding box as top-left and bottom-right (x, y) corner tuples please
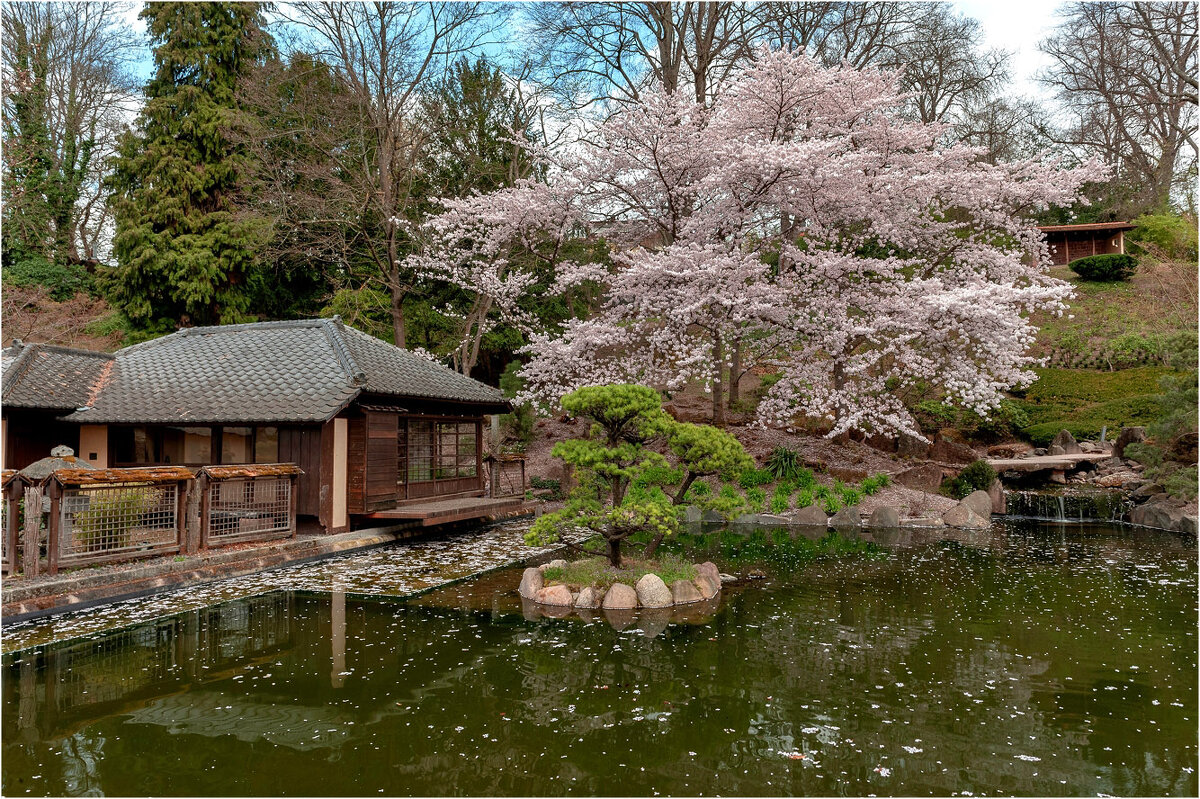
(6, 464), (303, 577)
(198, 464), (301, 547)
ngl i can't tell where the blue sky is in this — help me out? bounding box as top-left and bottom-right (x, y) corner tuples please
(122, 1), (1066, 99)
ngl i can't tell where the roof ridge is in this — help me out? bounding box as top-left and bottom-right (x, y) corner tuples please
(116, 318), (337, 355)
(321, 318), (366, 385)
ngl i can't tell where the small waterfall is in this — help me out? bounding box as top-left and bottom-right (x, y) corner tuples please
(1005, 489), (1131, 522)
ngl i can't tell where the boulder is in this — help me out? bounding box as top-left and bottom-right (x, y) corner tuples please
(961, 490), (993, 519)
(693, 576), (719, 600)
(546, 558), (569, 571)
(1113, 426), (1147, 459)
(734, 513), (790, 527)
(829, 506), (861, 529)
(1132, 482), (1165, 501)
(930, 437), (977, 464)
(1181, 516), (1198, 535)
(719, 573), (738, 583)
(683, 505), (703, 524)
(1049, 429), (1083, 455)
(1047, 444), (1067, 457)
(518, 567), (544, 599)
(1166, 432), (1199, 465)
(988, 442), (1032, 458)
(701, 509), (727, 524)
(635, 574), (673, 608)
(695, 562), (722, 596)
(987, 479), (1006, 515)
(865, 434), (898, 453)
(1128, 501), (1187, 531)
(601, 582), (638, 610)
(896, 463), (944, 492)
(671, 579), (704, 604)
(828, 467), (869, 483)
(942, 503), (990, 529)
(534, 584), (573, 607)
(793, 505), (829, 527)
(901, 516), (946, 528)
(575, 586), (602, 609)
(897, 434), (931, 459)
(868, 506), (900, 528)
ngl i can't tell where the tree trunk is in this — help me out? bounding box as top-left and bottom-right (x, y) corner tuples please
(390, 287), (406, 350)
(728, 337), (742, 408)
(711, 330), (725, 427)
(606, 535), (622, 568)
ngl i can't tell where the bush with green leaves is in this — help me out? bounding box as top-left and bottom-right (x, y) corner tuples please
(1068, 253), (1139, 282)
(943, 460), (997, 500)
(737, 467), (774, 489)
(1127, 213), (1199, 261)
(527, 384), (752, 565)
(2, 254), (95, 300)
(860, 473), (891, 495)
(770, 484), (791, 514)
(73, 489), (154, 553)
(745, 487), (766, 513)
(498, 361), (534, 448)
(1121, 372), (1199, 500)
(765, 446), (805, 481)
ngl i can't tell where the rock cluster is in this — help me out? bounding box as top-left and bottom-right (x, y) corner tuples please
(519, 559), (723, 610)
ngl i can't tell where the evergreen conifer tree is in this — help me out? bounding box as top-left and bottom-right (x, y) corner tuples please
(105, 2), (272, 328)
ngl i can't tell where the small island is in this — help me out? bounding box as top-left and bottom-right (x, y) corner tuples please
(518, 556), (723, 610)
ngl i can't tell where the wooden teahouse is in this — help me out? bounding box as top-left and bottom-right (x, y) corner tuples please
(2, 318), (515, 533)
(1038, 221), (1136, 266)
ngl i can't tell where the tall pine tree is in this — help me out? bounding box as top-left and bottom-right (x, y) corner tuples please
(105, 2), (272, 328)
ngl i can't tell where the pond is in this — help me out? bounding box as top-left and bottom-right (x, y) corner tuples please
(2, 520), (1196, 796)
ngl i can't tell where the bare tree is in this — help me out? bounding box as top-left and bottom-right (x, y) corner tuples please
(1, 1), (141, 266)
(275, 2), (506, 347)
(1041, 2), (1198, 214)
(521, 2), (763, 109)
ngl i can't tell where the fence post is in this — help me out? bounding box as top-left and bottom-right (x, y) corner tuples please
(489, 459), (500, 498)
(4, 477), (20, 576)
(178, 478), (196, 555)
(198, 472), (211, 551)
(288, 474), (299, 538)
(45, 481), (60, 576)
(21, 485), (40, 578)
(184, 477), (201, 554)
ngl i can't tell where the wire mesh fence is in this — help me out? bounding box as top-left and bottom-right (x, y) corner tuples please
(1, 471), (17, 575)
(56, 482), (181, 568)
(200, 468), (298, 546)
(488, 457), (527, 498)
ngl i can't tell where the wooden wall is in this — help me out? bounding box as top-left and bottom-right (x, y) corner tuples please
(279, 426), (324, 518)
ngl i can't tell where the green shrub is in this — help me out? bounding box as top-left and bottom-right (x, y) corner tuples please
(860, 473), (891, 495)
(1068, 253), (1139, 282)
(770, 484), (791, 514)
(764, 446), (804, 481)
(498, 361), (534, 448)
(944, 460), (996, 499)
(2, 255), (95, 300)
(529, 476), (564, 500)
(1162, 465), (1199, 501)
(737, 467), (774, 489)
(745, 487), (766, 513)
(795, 488), (815, 508)
(73, 489), (153, 552)
(1123, 441), (1163, 469)
(1127, 213), (1199, 260)
(838, 484), (863, 507)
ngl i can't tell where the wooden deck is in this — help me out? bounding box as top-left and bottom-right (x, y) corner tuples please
(361, 495), (527, 526)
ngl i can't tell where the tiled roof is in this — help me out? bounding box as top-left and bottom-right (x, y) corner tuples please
(60, 318), (504, 425)
(1037, 222), (1136, 232)
(2, 343), (115, 410)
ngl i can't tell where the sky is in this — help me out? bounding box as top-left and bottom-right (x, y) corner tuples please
(957, 0), (1065, 99)
(121, 1), (1067, 99)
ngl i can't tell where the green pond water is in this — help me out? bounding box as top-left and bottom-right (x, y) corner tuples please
(2, 520), (1196, 796)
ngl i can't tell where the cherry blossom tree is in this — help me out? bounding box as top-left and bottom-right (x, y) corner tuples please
(418, 48), (1106, 438)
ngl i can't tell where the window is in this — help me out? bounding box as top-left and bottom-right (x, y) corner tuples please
(408, 420), (433, 482)
(437, 423), (459, 479)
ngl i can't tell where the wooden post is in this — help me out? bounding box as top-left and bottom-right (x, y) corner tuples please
(184, 477), (201, 554)
(45, 481), (60, 575)
(489, 458), (500, 498)
(288, 474), (299, 538)
(198, 473), (212, 550)
(21, 485), (40, 577)
(4, 477), (20, 576)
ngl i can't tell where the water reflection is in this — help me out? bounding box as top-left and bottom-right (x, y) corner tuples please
(2, 521), (1195, 797)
